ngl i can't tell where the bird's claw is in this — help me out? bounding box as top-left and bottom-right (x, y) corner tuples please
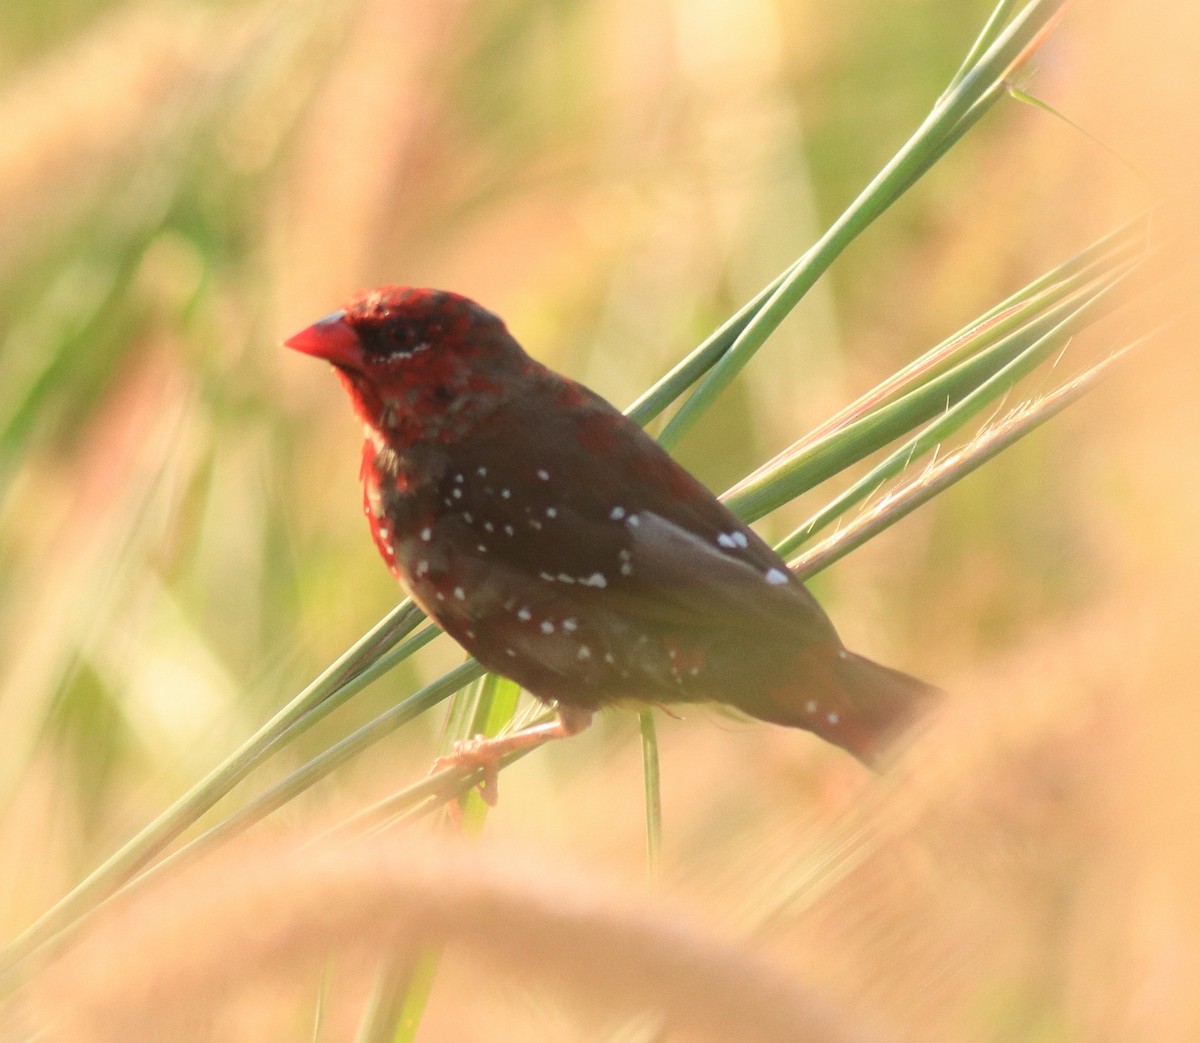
(430, 734), (501, 806)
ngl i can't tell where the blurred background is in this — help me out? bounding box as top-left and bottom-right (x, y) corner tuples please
(1, 0), (1197, 1039)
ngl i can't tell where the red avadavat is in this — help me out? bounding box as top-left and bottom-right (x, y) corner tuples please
(287, 286), (938, 790)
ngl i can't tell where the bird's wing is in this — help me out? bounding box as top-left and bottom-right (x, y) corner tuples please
(437, 388), (839, 649)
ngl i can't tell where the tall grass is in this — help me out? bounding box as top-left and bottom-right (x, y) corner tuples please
(0, 0), (1186, 1039)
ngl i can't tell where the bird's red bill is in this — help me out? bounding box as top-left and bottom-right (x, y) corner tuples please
(284, 311), (362, 368)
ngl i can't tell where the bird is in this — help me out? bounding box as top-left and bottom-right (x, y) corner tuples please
(286, 285), (938, 799)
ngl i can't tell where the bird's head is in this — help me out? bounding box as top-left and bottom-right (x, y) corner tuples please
(286, 286), (528, 445)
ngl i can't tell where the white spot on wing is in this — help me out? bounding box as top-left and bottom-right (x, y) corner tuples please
(540, 620), (555, 634)
(420, 527), (432, 542)
(579, 572), (607, 588)
(537, 469), (550, 481)
(609, 506), (625, 520)
(717, 533), (736, 548)
(732, 531), (749, 548)
(765, 567), (789, 585)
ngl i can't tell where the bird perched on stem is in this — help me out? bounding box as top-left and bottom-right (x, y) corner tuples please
(287, 286), (938, 800)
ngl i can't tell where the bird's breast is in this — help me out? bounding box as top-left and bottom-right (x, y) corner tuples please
(359, 437), (444, 575)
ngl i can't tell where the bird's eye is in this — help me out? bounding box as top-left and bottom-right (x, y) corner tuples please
(358, 320), (427, 361)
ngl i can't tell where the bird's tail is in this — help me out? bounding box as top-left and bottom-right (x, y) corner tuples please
(759, 648), (941, 767)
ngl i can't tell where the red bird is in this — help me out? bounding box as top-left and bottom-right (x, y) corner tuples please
(287, 286), (937, 791)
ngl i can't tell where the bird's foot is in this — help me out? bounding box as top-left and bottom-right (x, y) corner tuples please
(428, 706), (595, 807)
(431, 735), (504, 806)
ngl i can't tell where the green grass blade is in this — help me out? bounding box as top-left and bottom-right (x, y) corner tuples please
(359, 670), (521, 1042)
(724, 213), (1149, 510)
(181, 659), (487, 857)
(776, 274), (1130, 557)
(945, 0), (1026, 92)
(790, 337), (1147, 579)
(386, 950), (443, 1043)
(0, 598), (428, 977)
(624, 274), (787, 427)
(640, 710), (663, 883)
(626, 3), (1073, 441)
(724, 255), (1140, 524)
(312, 962), (332, 1043)
(656, 0), (1066, 451)
(354, 950), (426, 1043)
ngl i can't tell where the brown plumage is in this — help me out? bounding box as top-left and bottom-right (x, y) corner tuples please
(287, 286), (939, 789)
